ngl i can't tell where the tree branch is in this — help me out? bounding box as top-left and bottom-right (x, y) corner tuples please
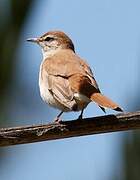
(0, 111), (140, 147)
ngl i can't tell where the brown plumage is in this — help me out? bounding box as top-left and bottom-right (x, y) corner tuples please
(41, 49), (123, 113)
(27, 30), (123, 121)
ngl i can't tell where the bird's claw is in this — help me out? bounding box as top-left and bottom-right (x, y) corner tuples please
(54, 117), (62, 123)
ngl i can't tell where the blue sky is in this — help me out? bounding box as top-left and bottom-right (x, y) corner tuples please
(1, 0), (140, 179)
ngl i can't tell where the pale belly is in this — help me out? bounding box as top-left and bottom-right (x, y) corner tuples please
(39, 70), (72, 111)
(39, 63), (59, 109)
(39, 82), (55, 106)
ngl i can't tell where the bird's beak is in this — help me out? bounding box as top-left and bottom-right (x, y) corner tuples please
(27, 37), (39, 43)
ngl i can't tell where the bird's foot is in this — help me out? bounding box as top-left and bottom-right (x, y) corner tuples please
(77, 109), (84, 120)
(77, 114), (83, 120)
(54, 111), (63, 123)
(54, 117), (62, 123)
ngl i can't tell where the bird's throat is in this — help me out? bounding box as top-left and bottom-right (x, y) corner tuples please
(42, 48), (61, 60)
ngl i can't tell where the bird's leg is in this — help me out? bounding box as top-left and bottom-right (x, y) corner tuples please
(78, 109), (84, 120)
(54, 111), (63, 122)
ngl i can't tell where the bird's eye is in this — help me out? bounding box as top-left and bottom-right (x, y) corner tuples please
(44, 37), (54, 41)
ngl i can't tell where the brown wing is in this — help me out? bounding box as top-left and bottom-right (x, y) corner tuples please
(43, 49), (99, 90)
(78, 58), (99, 90)
(47, 74), (76, 109)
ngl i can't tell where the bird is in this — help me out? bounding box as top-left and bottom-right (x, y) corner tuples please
(27, 30), (123, 122)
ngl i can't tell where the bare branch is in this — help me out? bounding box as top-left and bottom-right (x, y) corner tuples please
(0, 111), (140, 147)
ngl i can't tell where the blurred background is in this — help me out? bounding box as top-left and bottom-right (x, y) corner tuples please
(0, 0), (140, 179)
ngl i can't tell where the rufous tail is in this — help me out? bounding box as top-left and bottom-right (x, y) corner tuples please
(90, 93), (123, 112)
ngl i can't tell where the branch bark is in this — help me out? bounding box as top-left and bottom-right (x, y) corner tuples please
(0, 111), (140, 147)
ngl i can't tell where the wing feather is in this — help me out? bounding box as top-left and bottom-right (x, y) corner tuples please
(48, 75), (76, 109)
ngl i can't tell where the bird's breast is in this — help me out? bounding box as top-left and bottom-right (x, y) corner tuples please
(39, 62), (70, 111)
(39, 73), (54, 106)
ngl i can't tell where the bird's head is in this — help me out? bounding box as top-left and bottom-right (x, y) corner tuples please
(27, 31), (75, 54)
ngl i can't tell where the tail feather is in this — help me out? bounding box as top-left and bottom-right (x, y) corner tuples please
(90, 93), (123, 112)
(99, 106), (106, 113)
